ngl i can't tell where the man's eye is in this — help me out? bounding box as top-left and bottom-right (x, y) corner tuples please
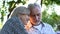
(31, 15), (35, 17)
(37, 14), (40, 16)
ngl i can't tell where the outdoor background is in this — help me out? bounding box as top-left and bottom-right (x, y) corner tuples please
(0, 0), (60, 31)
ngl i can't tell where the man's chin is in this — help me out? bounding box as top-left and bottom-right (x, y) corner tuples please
(33, 22), (40, 26)
(32, 23), (39, 26)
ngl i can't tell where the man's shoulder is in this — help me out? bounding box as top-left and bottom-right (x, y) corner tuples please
(43, 22), (52, 27)
(43, 23), (51, 26)
(34, 22), (52, 28)
(35, 22), (52, 27)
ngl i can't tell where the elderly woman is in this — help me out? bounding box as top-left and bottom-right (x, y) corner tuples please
(0, 6), (30, 34)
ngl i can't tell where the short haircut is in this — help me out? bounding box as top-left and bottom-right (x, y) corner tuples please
(28, 3), (41, 10)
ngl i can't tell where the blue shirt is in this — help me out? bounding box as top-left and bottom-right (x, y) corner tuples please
(0, 16), (28, 34)
(27, 23), (56, 34)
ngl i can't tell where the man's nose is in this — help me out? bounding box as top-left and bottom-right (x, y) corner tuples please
(35, 16), (38, 20)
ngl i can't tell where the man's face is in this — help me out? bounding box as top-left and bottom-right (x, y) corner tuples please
(30, 7), (41, 26)
(19, 14), (29, 25)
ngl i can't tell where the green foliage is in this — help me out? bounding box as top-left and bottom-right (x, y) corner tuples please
(42, 11), (60, 27)
(42, 0), (60, 6)
(41, 0), (60, 30)
(53, 0), (60, 5)
(0, 0), (27, 23)
(1, 10), (4, 22)
(0, 23), (3, 29)
(7, 0), (27, 13)
(7, 0), (27, 18)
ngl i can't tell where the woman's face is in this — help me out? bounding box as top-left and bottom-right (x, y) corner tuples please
(19, 14), (29, 25)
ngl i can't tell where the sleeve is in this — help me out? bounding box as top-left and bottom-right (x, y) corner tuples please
(0, 28), (9, 34)
(44, 24), (56, 34)
(0, 17), (28, 34)
(0, 20), (15, 34)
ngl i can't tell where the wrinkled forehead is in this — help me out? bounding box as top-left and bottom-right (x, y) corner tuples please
(30, 7), (41, 15)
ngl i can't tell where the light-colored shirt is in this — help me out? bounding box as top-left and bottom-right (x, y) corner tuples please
(27, 26), (41, 34)
(27, 23), (56, 34)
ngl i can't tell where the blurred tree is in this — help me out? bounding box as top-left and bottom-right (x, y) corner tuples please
(0, 0), (28, 23)
(42, 10), (60, 27)
(42, 0), (60, 6)
(7, 0), (27, 18)
(0, 0), (5, 23)
(41, 0), (60, 29)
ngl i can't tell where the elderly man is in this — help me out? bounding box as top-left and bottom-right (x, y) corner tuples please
(26, 3), (56, 34)
(0, 6), (30, 34)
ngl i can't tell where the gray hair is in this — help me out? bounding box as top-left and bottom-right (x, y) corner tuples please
(28, 3), (41, 10)
(9, 6), (30, 18)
